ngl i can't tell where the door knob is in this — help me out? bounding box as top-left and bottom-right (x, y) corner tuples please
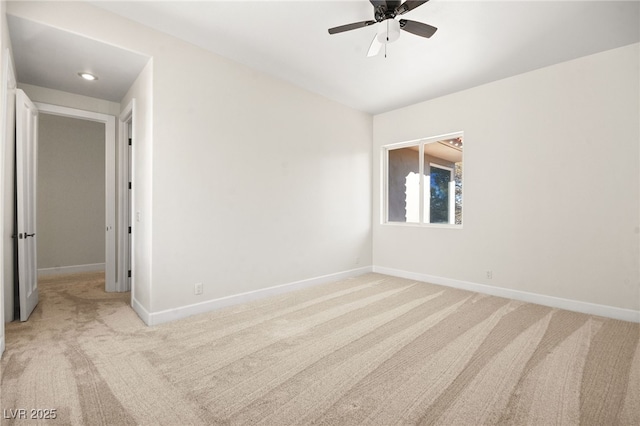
(25, 233), (35, 238)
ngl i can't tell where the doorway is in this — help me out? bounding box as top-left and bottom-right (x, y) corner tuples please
(8, 100), (123, 321)
(34, 102), (118, 292)
(36, 114), (106, 278)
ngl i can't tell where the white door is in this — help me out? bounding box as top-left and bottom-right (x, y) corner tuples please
(16, 89), (38, 321)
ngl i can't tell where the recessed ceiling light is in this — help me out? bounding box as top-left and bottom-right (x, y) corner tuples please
(78, 72), (98, 81)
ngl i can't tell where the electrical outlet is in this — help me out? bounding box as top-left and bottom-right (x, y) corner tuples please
(194, 282), (203, 295)
(486, 270), (493, 279)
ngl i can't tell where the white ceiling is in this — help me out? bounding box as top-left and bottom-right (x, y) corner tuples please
(7, 14), (150, 103)
(8, 1), (640, 114)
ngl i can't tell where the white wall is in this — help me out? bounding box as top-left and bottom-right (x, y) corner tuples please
(0, 0), (11, 351)
(1, 0), (17, 333)
(37, 114), (105, 270)
(150, 45), (372, 313)
(373, 43), (640, 313)
(8, 1), (372, 319)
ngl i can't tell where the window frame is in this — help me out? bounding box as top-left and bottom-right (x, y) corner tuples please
(382, 132), (464, 228)
(426, 162), (455, 225)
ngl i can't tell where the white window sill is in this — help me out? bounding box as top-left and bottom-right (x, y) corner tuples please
(381, 222), (463, 229)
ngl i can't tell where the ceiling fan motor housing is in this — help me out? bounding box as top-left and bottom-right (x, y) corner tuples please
(374, 5), (397, 22)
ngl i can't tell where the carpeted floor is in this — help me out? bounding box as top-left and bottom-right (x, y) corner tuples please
(1, 272), (638, 425)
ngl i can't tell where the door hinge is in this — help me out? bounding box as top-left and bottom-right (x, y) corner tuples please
(128, 270), (131, 278)
(128, 138), (132, 146)
(128, 226), (131, 234)
(128, 182), (131, 190)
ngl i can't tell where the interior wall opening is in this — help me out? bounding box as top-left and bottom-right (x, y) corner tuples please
(36, 113), (105, 278)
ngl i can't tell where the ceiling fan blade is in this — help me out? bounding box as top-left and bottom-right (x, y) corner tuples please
(399, 19), (437, 38)
(328, 20), (376, 35)
(387, 1), (402, 10)
(370, 1), (401, 9)
(367, 35), (382, 57)
(396, 0), (430, 15)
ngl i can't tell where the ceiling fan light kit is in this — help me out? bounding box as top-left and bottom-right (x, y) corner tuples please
(328, 0), (437, 57)
(377, 19), (400, 44)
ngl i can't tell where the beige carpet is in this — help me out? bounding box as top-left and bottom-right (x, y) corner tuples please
(1, 272), (638, 425)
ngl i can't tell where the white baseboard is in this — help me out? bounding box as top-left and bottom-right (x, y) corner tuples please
(38, 263), (105, 277)
(147, 266), (373, 326)
(131, 296), (151, 326)
(0, 334), (4, 358)
(373, 266), (640, 323)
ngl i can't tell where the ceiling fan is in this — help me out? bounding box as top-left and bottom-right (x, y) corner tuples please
(328, 0), (437, 57)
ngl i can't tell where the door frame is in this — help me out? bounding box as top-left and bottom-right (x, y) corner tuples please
(1, 47), (17, 356)
(34, 103), (118, 292)
(118, 99), (135, 295)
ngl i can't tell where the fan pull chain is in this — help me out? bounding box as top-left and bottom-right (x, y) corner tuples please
(387, 19), (390, 42)
(384, 19), (389, 58)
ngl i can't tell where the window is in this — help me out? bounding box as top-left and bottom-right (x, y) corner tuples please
(384, 133), (463, 226)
